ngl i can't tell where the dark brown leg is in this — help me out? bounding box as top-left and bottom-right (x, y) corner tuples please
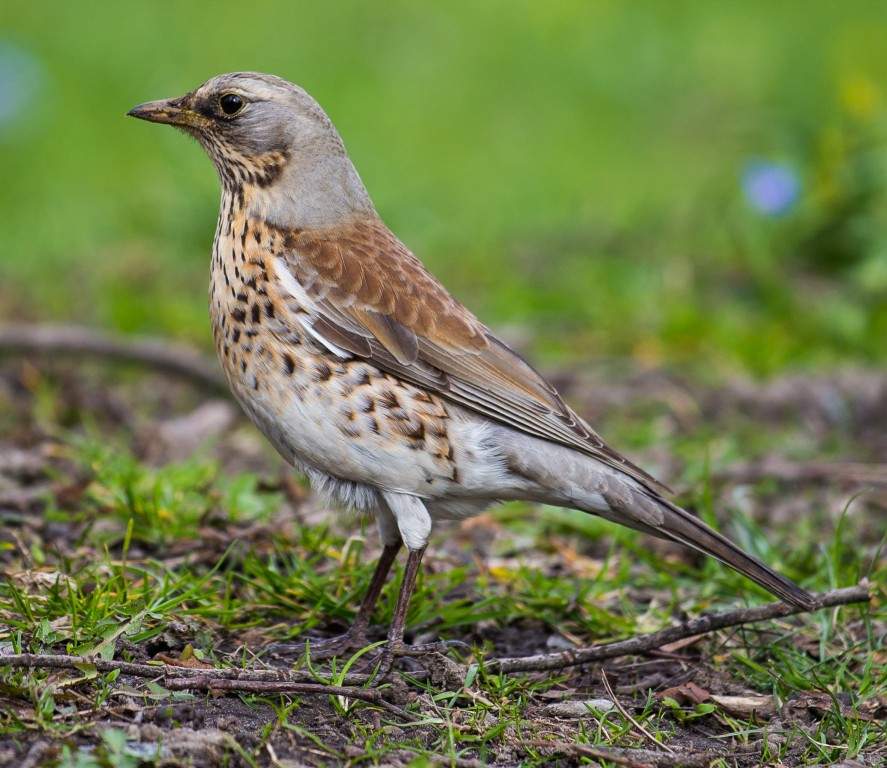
(373, 545), (457, 677)
(351, 543), (402, 637)
(385, 545), (426, 652)
(308, 542), (401, 659)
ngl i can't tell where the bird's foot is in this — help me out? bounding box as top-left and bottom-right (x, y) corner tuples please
(270, 634), (466, 683)
(369, 639), (467, 680)
(303, 627), (373, 661)
(262, 625), (373, 664)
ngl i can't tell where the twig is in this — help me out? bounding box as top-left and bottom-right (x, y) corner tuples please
(0, 584), (872, 697)
(489, 583), (871, 673)
(163, 677), (417, 721)
(0, 323), (226, 390)
(520, 740), (712, 768)
(0, 653), (415, 720)
(0, 653), (370, 686)
(386, 752), (482, 768)
(713, 457), (887, 487)
(1, 654), (177, 678)
(601, 669), (674, 755)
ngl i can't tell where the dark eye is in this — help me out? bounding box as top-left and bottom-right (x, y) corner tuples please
(219, 93), (245, 116)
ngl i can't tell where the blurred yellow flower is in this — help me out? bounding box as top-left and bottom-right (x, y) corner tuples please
(840, 75), (881, 120)
(488, 565), (517, 582)
(812, 125), (846, 207)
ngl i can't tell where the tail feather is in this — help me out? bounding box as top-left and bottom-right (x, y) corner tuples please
(624, 489), (816, 611)
(502, 432), (816, 611)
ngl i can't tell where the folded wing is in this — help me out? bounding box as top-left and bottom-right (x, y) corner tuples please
(271, 217), (666, 492)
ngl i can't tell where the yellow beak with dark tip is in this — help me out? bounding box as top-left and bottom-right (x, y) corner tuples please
(127, 99), (204, 129)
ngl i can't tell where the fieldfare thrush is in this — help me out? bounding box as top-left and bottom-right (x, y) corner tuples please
(129, 73), (815, 664)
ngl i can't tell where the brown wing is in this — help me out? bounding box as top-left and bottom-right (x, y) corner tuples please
(272, 217), (666, 492)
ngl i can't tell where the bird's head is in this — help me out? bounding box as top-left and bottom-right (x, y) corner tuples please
(129, 72), (373, 226)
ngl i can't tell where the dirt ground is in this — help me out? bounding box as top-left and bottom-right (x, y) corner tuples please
(0, 345), (885, 766)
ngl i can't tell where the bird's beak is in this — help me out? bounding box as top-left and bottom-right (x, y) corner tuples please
(127, 97), (204, 129)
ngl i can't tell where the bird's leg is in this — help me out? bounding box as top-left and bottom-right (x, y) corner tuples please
(373, 544), (461, 679)
(308, 542), (401, 660)
(386, 545), (426, 652)
(371, 545), (426, 676)
(366, 491), (456, 678)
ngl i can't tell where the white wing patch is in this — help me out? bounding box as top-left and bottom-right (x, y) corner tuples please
(273, 257), (352, 359)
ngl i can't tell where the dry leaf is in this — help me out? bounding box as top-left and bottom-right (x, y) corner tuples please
(710, 694), (776, 719)
(154, 653), (215, 670)
(658, 681), (711, 705)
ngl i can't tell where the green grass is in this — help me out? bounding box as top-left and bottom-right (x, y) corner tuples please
(1, 3), (886, 765)
(0, 421), (883, 764)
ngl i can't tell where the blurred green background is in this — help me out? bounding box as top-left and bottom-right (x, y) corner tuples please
(2, 1), (886, 376)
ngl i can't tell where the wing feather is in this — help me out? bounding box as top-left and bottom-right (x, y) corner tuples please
(269, 217), (667, 491)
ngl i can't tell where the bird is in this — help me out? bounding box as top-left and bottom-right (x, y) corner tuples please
(128, 72), (816, 665)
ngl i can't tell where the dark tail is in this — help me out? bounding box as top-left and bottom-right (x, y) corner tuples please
(634, 491), (816, 611)
(502, 432), (817, 611)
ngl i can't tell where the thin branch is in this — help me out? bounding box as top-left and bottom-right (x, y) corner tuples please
(163, 677), (417, 721)
(1, 584), (872, 697)
(0, 323), (226, 390)
(0, 653), (412, 720)
(520, 741), (712, 768)
(0, 653), (371, 685)
(488, 583), (872, 673)
(1, 654), (176, 678)
(601, 669), (674, 755)
(713, 457), (887, 487)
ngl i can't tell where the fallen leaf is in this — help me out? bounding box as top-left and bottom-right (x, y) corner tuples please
(785, 690), (872, 721)
(659, 634), (704, 654)
(710, 694), (776, 719)
(154, 653), (215, 670)
(547, 699), (616, 718)
(657, 682), (711, 705)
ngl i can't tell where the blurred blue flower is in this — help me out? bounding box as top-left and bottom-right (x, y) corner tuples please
(0, 40), (45, 133)
(741, 160), (801, 217)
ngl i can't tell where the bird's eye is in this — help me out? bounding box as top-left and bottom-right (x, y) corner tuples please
(219, 93), (245, 116)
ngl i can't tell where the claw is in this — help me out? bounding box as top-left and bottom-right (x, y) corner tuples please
(391, 640), (452, 657)
(304, 629), (370, 661)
